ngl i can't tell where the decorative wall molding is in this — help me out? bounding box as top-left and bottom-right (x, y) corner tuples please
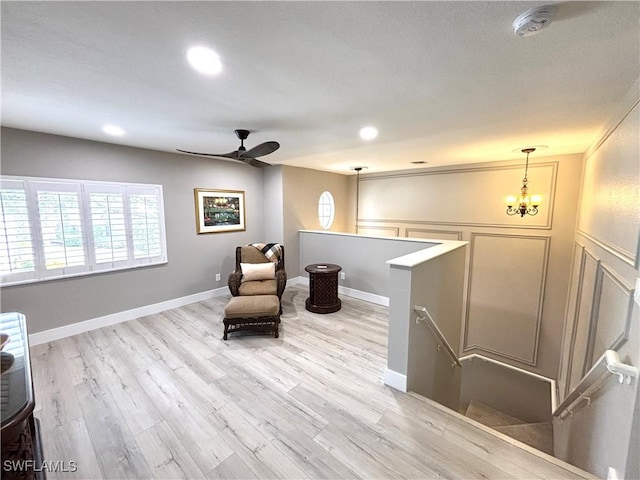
(576, 229), (637, 268)
(358, 162), (558, 230)
(577, 96), (639, 269)
(585, 96), (640, 160)
(585, 264), (634, 368)
(359, 217), (553, 231)
(567, 248), (601, 389)
(361, 161), (555, 182)
(356, 225), (400, 237)
(405, 227), (463, 241)
(463, 232), (551, 366)
(561, 242), (586, 399)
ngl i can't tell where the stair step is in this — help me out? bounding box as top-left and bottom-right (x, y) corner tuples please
(495, 422), (554, 456)
(464, 400), (525, 427)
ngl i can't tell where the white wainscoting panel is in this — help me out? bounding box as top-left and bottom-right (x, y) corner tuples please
(463, 233), (550, 365)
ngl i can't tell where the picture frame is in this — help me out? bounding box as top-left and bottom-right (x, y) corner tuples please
(194, 188), (246, 234)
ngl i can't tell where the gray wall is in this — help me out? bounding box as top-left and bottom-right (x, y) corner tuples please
(554, 81), (639, 478)
(299, 230), (436, 296)
(384, 243), (467, 410)
(0, 127), (266, 333)
(459, 359), (553, 423)
(352, 153), (583, 379)
(405, 245), (467, 411)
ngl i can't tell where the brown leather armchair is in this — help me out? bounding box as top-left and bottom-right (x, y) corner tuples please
(228, 245), (287, 301)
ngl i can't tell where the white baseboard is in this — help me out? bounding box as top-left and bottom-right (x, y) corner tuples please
(291, 276), (389, 306)
(384, 368), (407, 392)
(339, 286), (389, 306)
(29, 278), (389, 345)
(28, 286), (230, 345)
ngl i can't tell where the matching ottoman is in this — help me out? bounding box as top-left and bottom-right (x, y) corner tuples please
(223, 295), (280, 340)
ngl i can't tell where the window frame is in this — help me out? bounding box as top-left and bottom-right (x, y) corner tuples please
(318, 191), (335, 230)
(0, 175), (167, 286)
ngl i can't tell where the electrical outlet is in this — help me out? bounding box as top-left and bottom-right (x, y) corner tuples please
(607, 467), (620, 480)
(216, 273), (221, 282)
(340, 272), (346, 280)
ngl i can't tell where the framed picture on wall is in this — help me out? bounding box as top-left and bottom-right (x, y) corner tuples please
(194, 188), (246, 234)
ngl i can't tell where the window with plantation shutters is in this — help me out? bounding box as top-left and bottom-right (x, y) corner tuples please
(0, 179), (35, 282)
(130, 190), (163, 262)
(35, 182), (86, 276)
(89, 191), (128, 265)
(0, 176), (167, 286)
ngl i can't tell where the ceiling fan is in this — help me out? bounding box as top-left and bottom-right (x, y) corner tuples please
(177, 129), (279, 168)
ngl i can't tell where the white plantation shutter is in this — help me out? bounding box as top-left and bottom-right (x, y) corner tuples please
(34, 181), (87, 277)
(85, 184), (129, 270)
(129, 187), (165, 263)
(0, 176), (167, 286)
(0, 179), (36, 283)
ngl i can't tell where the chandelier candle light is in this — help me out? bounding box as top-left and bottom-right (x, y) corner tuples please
(505, 148), (542, 217)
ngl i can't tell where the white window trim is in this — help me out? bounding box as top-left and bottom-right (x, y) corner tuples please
(318, 191), (335, 230)
(1, 175), (167, 287)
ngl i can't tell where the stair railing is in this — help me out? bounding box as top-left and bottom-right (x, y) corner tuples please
(553, 349), (638, 420)
(414, 305), (462, 368)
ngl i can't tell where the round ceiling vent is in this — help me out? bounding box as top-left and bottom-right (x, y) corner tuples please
(513, 5), (555, 37)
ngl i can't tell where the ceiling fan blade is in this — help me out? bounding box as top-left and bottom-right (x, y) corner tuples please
(176, 149), (239, 159)
(242, 157), (272, 168)
(240, 141), (280, 159)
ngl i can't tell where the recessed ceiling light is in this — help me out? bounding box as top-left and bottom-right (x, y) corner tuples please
(102, 124), (125, 136)
(359, 126), (378, 141)
(187, 46), (222, 75)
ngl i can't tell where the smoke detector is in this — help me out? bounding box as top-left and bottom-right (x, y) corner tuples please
(513, 5), (555, 37)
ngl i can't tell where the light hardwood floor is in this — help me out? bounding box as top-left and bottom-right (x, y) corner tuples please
(30, 285), (592, 479)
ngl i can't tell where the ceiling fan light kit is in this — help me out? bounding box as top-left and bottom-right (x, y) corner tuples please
(513, 5), (555, 37)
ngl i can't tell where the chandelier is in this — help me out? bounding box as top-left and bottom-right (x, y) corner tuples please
(505, 148), (542, 217)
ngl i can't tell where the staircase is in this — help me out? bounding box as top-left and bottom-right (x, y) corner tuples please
(463, 400), (554, 455)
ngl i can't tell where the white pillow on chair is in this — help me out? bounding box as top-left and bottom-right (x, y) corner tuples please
(240, 262), (276, 282)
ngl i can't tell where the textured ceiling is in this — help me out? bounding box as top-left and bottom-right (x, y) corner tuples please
(1, 1), (639, 174)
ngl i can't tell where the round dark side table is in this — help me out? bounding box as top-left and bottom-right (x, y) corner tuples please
(305, 263), (342, 314)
